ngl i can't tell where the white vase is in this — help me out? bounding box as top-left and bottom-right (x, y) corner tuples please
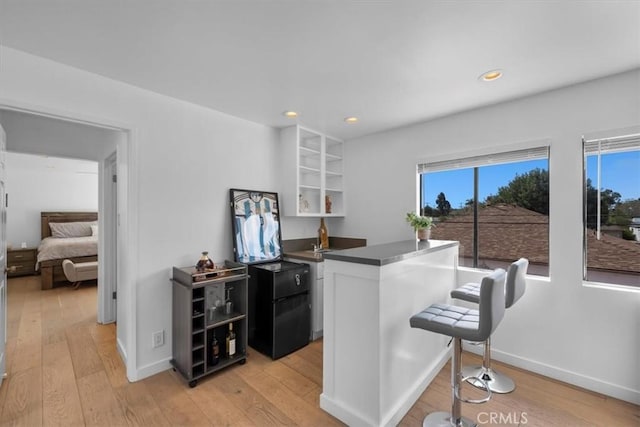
(417, 228), (431, 241)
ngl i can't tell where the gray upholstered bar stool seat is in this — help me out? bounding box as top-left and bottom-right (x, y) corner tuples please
(410, 268), (506, 427)
(451, 258), (529, 394)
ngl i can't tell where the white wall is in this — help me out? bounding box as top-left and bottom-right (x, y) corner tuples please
(0, 46), (289, 379)
(5, 152), (98, 248)
(333, 69), (640, 403)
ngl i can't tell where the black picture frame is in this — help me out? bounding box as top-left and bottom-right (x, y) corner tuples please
(229, 188), (283, 265)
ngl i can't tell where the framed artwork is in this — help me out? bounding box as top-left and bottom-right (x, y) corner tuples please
(229, 188), (283, 264)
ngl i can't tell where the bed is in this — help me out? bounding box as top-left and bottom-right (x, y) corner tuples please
(38, 212), (98, 290)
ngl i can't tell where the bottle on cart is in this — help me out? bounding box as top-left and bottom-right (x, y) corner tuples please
(225, 286), (234, 315)
(210, 333), (220, 366)
(195, 251), (214, 272)
(226, 323), (236, 357)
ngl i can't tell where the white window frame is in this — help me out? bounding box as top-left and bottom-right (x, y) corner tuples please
(582, 131), (640, 288)
(418, 142), (550, 275)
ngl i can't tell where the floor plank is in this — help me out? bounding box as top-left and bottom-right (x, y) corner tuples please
(11, 307), (42, 374)
(65, 323), (106, 380)
(186, 377), (256, 427)
(211, 369), (297, 426)
(42, 340), (85, 426)
(143, 370), (212, 426)
(112, 380), (171, 427)
(247, 370), (342, 427)
(0, 366), (43, 427)
(76, 371), (128, 427)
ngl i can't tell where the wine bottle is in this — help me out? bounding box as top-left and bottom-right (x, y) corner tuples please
(318, 218), (329, 249)
(226, 323), (236, 357)
(210, 334), (219, 366)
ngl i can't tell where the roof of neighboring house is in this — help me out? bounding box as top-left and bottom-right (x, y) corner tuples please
(430, 204), (640, 274)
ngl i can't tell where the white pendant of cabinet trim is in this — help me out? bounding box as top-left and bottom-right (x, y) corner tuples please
(281, 125), (344, 217)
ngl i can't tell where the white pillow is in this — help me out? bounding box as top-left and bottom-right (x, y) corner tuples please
(49, 221), (96, 238)
(91, 225), (98, 236)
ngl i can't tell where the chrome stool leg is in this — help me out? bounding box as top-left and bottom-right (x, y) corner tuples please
(461, 337), (515, 394)
(423, 337), (489, 427)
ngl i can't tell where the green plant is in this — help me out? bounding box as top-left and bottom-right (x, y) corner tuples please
(406, 212), (435, 231)
(622, 229), (637, 241)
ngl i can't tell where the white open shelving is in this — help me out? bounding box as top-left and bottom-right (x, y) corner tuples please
(281, 125), (344, 217)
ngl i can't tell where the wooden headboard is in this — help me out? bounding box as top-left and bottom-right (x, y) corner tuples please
(41, 211), (98, 239)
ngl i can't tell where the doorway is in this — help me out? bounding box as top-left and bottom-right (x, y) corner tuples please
(0, 102), (137, 380)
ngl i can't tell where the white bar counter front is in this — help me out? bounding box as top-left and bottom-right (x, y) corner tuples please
(320, 239), (459, 427)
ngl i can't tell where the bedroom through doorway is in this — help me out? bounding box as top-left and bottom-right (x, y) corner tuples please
(0, 108), (123, 324)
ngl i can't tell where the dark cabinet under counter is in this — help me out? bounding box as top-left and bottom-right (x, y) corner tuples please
(248, 261), (311, 359)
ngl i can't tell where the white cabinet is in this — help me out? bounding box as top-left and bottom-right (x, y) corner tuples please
(281, 125), (344, 217)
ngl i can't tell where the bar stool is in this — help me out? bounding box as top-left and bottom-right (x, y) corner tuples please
(451, 258), (529, 394)
(410, 268), (506, 427)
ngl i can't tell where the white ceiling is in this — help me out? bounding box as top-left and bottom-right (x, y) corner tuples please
(1, 0), (639, 140)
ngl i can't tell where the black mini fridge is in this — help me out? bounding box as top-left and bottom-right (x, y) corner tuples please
(229, 188), (311, 360)
(248, 262), (311, 359)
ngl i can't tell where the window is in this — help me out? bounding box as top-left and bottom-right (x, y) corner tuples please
(583, 134), (640, 287)
(419, 146), (549, 276)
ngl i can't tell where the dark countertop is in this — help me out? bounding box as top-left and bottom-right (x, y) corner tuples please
(284, 250), (325, 263)
(322, 239), (459, 267)
(283, 236), (367, 263)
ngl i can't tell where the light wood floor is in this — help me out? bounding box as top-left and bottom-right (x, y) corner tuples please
(1, 276), (638, 426)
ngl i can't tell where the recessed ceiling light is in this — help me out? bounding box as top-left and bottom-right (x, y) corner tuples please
(283, 111), (298, 118)
(479, 69), (503, 82)
(344, 117), (359, 123)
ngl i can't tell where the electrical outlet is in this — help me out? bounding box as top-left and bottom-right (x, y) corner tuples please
(152, 330), (164, 348)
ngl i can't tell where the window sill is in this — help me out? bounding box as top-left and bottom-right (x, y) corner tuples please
(457, 266), (550, 284)
(582, 281), (640, 294)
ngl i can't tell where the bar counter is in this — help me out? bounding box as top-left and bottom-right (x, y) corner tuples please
(322, 239), (459, 266)
(320, 239), (459, 426)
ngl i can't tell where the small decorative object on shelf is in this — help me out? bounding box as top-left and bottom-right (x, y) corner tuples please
(195, 251), (215, 272)
(299, 194), (310, 213)
(325, 195), (332, 214)
(405, 212), (435, 241)
(318, 218), (329, 249)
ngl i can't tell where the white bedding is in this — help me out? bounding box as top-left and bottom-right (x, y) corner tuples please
(37, 235), (98, 267)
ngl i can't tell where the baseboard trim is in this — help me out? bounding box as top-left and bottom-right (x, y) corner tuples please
(320, 393), (377, 427)
(116, 337), (127, 371)
(465, 345), (640, 405)
(135, 357), (172, 382)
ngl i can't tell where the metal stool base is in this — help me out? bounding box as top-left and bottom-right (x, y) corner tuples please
(461, 365), (515, 394)
(423, 411), (476, 427)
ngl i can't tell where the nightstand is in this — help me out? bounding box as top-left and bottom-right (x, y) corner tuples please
(7, 247), (37, 277)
